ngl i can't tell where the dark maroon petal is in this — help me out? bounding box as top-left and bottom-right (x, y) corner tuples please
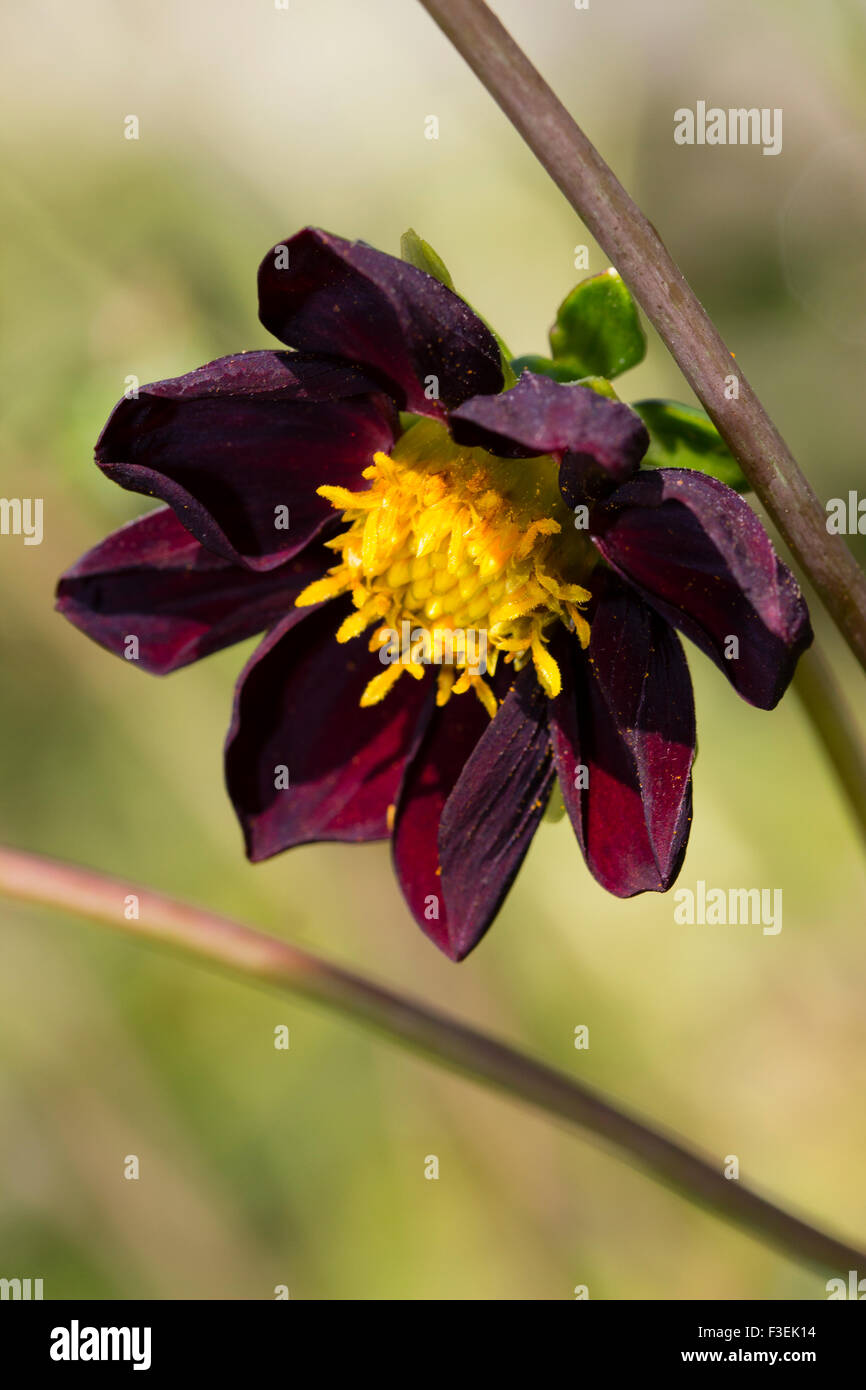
(449, 370), (648, 491)
(393, 667), (552, 961)
(549, 578), (695, 897)
(56, 507), (331, 675)
(257, 228), (503, 415)
(96, 350), (397, 572)
(438, 667), (554, 959)
(391, 690), (493, 959)
(593, 469), (813, 708)
(225, 600), (434, 859)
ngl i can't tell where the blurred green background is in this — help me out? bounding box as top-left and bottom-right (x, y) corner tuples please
(1, 0), (865, 1300)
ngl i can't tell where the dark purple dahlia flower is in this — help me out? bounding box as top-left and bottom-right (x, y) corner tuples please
(57, 228), (812, 960)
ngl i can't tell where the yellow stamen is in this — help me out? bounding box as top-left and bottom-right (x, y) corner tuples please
(316, 483), (377, 511)
(436, 667), (456, 706)
(295, 573), (351, 607)
(336, 596), (389, 643)
(471, 674), (499, 719)
(515, 517), (560, 560)
(567, 604), (592, 649)
(360, 663), (404, 706)
(296, 419), (596, 715)
(531, 632), (562, 699)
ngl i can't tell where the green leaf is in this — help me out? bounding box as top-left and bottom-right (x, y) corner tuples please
(399, 228), (454, 289)
(549, 269), (646, 378)
(632, 399), (750, 492)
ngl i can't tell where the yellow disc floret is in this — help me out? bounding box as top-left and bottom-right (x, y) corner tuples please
(295, 418), (595, 714)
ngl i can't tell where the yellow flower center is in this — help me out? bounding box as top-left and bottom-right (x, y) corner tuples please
(295, 418), (595, 715)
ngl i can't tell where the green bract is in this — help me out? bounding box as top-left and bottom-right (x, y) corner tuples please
(633, 399), (750, 492)
(573, 374), (619, 401)
(400, 228), (455, 289)
(549, 269), (646, 379)
(510, 353), (584, 382)
(400, 228), (516, 387)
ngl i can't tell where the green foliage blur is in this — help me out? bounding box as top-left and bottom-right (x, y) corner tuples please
(1, 0), (864, 1299)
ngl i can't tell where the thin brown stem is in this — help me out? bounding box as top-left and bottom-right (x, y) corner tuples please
(0, 844), (863, 1275)
(418, 0), (866, 673)
(793, 642), (866, 849)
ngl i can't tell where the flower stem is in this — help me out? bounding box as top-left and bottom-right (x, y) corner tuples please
(793, 642), (866, 849)
(0, 844), (862, 1275)
(418, 0), (866, 674)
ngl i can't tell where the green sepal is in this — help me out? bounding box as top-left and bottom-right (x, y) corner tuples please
(399, 228), (454, 289)
(549, 269), (646, 379)
(575, 375), (620, 401)
(490, 334), (518, 389)
(510, 353), (584, 383)
(400, 228), (516, 389)
(509, 357), (620, 402)
(632, 399), (750, 492)
(398, 411), (424, 435)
